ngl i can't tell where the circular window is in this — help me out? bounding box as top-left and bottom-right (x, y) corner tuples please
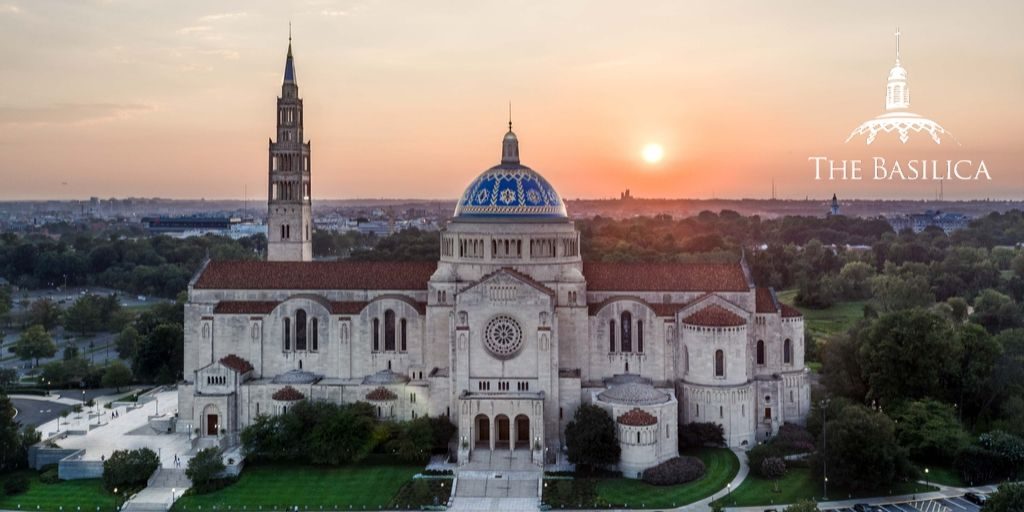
(484, 315), (524, 358)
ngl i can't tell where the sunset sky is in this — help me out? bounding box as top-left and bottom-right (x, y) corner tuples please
(1, 0), (1022, 201)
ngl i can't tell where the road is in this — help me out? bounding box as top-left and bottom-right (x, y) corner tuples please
(11, 397), (73, 428)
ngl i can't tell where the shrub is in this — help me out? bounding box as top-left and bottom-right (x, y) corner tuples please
(640, 456), (706, 486)
(748, 443), (785, 477)
(679, 422), (725, 448)
(761, 457), (787, 479)
(4, 474), (29, 495)
(774, 423), (815, 454)
(953, 446), (1016, 485)
(102, 448), (159, 492)
(978, 430), (1024, 465)
(186, 448), (227, 494)
(39, 467), (60, 484)
(565, 405), (620, 471)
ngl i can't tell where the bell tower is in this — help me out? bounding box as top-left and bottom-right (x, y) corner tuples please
(267, 31), (313, 262)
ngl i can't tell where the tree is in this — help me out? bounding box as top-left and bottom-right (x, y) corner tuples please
(838, 261), (875, 300)
(102, 448), (159, 492)
(869, 273), (934, 313)
(64, 295), (102, 335)
(134, 323), (183, 383)
(946, 297), (969, 323)
(760, 457), (786, 492)
(565, 404), (620, 471)
(15, 325), (56, 366)
(116, 326), (141, 360)
(972, 289), (1022, 333)
(102, 362), (133, 392)
(814, 405), (911, 491)
(819, 333), (868, 402)
(386, 417), (434, 463)
(186, 448), (226, 493)
(986, 482), (1024, 512)
(0, 392), (25, 471)
(890, 399), (969, 464)
(27, 299), (61, 331)
(0, 368), (17, 388)
(858, 310), (959, 405)
(0, 286), (11, 324)
(679, 422), (725, 448)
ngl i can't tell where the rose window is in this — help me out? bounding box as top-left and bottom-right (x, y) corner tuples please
(484, 315), (523, 358)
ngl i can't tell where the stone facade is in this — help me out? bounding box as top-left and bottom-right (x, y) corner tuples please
(177, 42), (810, 477)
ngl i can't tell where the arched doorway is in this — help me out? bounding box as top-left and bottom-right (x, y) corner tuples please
(202, 404), (220, 436)
(495, 415), (511, 450)
(515, 414), (530, 449)
(474, 414), (490, 447)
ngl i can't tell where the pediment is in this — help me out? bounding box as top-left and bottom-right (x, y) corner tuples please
(458, 267), (554, 306)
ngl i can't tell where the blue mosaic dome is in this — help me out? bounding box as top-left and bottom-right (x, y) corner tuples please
(453, 130), (568, 221)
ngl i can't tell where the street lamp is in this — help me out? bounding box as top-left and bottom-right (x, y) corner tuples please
(820, 399), (830, 501)
(924, 468), (929, 488)
(727, 483), (732, 503)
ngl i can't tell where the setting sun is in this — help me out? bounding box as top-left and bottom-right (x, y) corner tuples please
(642, 143), (664, 164)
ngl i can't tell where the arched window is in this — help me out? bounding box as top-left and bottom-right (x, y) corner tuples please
(283, 318), (291, 351)
(637, 320), (644, 353)
(311, 318), (319, 351)
(715, 349), (725, 377)
(783, 338), (792, 364)
(384, 310), (396, 351)
(373, 318), (380, 352)
(620, 312), (632, 352)
(400, 319), (407, 352)
(684, 345), (689, 373)
(756, 340), (765, 365)
(295, 310), (307, 351)
(609, 320), (616, 352)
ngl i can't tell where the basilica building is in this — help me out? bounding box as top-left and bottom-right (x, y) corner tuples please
(178, 40), (810, 477)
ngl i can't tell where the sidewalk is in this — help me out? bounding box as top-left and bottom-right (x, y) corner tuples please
(723, 482), (1003, 512)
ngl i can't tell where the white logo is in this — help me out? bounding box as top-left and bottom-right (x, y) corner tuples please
(845, 28), (956, 145)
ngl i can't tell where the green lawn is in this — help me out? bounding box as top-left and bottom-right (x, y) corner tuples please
(544, 448), (739, 509)
(920, 465), (966, 487)
(715, 468), (936, 507)
(0, 472), (115, 512)
(776, 289), (866, 339)
(173, 461), (435, 510)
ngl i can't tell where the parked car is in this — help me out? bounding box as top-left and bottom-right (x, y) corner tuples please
(963, 492), (987, 505)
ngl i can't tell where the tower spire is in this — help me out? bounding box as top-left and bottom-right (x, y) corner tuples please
(894, 26), (901, 64)
(508, 101), (512, 132)
(283, 26), (296, 84)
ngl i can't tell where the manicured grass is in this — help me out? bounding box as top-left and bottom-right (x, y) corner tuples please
(0, 472), (116, 512)
(776, 290), (866, 339)
(920, 465), (966, 487)
(715, 468), (937, 507)
(173, 461), (429, 510)
(543, 448), (739, 509)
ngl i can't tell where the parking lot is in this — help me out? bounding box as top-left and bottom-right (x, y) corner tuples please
(828, 496), (986, 512)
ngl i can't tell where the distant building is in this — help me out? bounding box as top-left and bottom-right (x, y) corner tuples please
(141, 216), (266, 239)
(887, 210), (969, 233)
(828, 194), (840, 217)
(620, 189), (633, 200)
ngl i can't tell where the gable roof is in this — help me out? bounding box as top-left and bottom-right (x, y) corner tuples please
(272, 385), (305, 401)
(218, 354), (254, 374)
(781, 303), (803, 318)
(194, 261), (436, 291)
(214, 301), (279, 314)
(583, 262), (750, 292)
(682, 304), (747, 327)
(755, 287), (778, 314)
(461, 266), (555, 297)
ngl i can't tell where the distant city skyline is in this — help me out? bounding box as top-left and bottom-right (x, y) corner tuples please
(1, 0), (1022, 201)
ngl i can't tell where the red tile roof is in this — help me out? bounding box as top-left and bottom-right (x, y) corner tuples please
(194, 261), (437, 290)
(583, 262), (749, 292)
(780, 303), (803, 318)
(214, 301), (280, 314)
(218, 354), (253, 374)
(755, 288), (777, 313)
(682, 305), (747, 327)
(617, 408), (658, 426)
(365, 386), (398, 401)
(272, 385), (305, 401)
(587, 298), (690, 317)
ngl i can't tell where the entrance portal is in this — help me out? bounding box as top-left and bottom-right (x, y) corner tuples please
(515, 415), (530, 448)
(206, 414), (219, 435)
(475, 415), (490, 446)
(496, 415), (510, 448)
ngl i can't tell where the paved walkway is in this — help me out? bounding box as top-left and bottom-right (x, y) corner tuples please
(723, 483), (1004, 512)
(449, 449), (541, 511)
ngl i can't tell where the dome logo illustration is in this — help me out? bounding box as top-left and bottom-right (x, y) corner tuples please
(845, 28), (957, 145)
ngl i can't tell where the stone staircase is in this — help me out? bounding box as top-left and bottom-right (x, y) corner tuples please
(122, 468), (191, 512)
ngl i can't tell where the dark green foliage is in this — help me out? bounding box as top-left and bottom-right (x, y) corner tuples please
(186, 448), (227, 493)
(385, 417), (434, 463)
(15, 325), (56, 366)
(116, 326), (141, 360)
(349, 229), (440, 261)
(3, 474), (28, 495)
(388, 478), (452, 509)
(890, 399), (970, 464)
(565, 404), (620, 471)
(102, 448), (159, 492)
(27, 299), (61, 331)
(542, 478), (598, 509)
(39, 467), (59, 484)
(133, 323), (182, 384)
(977, 430), (1024, 465)
(64, 293), (125, 335)
(858, 309), (959, 406)
(760, 457), (786, 480)
(0, 392), (37, 472)
(986, 482), (1024, 512)
(679, 422), (725, 448)
(812, 404), (913, 492)
(101, 361), (133, 391)
(953, 445), (1016, 485)
(427, 416), (456, 454)
(773, 423), (815, 454)
(784, 500), (821, 512)
(640, 456), (705, 486)
(747, 443), (786, 478)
